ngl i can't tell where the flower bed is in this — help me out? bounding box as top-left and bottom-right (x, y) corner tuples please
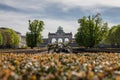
(0, 52), (120, 80)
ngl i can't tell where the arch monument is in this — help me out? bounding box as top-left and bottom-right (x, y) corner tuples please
(48, 26), (72, 43)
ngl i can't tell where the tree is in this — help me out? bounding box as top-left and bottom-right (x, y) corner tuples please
(0, 28), (20, 48)
(105, 25), (120, 45)
(75, 13), (108, 48)
(5, 29), (20, 47)
(26, 20), (44, 48)
(26, 32), (35, 49)
(0, 32), (2, 45)
(0, 29), (8, 47)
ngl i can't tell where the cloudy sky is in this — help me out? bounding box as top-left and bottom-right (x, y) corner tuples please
(0, 0), (120, 38)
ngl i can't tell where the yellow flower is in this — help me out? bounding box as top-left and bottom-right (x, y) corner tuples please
(67, 70), (72, 79)
(30, 75), (36, 80)
(116, 76), (120, 80)
(14, 60), (19, 65)
(87, 71), (94, 79)
(97, 72), (104, 79)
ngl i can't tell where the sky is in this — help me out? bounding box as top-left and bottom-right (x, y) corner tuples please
(0, 0), (120, 38)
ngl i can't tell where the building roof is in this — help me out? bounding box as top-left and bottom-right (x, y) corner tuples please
(49, 26), (72, 36)
(56, 26), (64, 34)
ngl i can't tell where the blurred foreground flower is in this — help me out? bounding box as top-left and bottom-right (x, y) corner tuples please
(0, 52), (120, 80)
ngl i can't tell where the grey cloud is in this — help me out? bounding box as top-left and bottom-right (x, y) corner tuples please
(0, 3), (40, 14)
(102, 7), (120, 23)
(0, 3), (22, 12)
(0, 0), (120, 37)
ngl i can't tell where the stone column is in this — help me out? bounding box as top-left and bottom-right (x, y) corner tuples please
(56, 38), (58, 43)
(62, 38), (65, 43)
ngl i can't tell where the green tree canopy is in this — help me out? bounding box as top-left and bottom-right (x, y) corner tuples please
(105, 25), (120, 45)
(26, 20), (44, 48)
(75, 13), (108, 48)
(5, 29), (20, 47)
(0, 28), (10, 47)
(0, 32), (2, 45)
(0, 28), (20, 48)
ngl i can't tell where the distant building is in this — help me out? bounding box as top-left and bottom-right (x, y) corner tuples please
(39, 26), (79, 47)
(48, 26), (73, 43)
(15, 32), (26, 48)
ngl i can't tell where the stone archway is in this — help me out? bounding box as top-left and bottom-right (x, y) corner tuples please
(48, 26), (72, 44)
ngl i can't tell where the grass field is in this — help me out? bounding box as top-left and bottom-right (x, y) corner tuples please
(0, 52), (120, 80)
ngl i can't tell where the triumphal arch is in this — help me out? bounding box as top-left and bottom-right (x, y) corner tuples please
(48, 26), (72, 43)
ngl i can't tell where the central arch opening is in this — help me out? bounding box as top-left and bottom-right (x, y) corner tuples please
(58, 38), (63, 43)
(65, 38), (69, 43)
(51, 38), (56, 43)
